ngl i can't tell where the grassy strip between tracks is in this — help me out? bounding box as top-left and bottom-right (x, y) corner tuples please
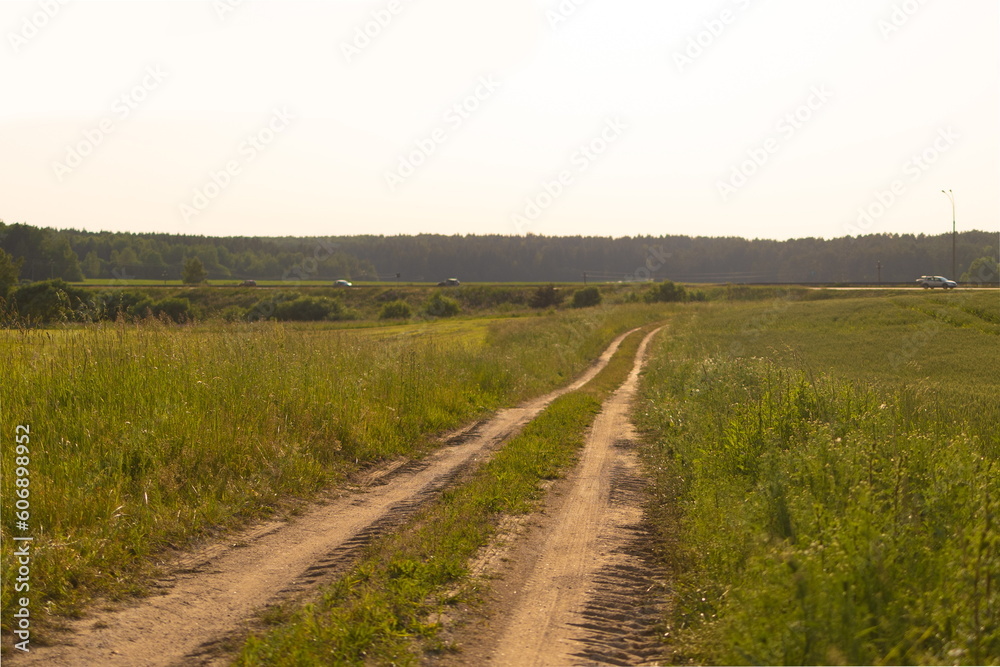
(234, 323), (660, 666)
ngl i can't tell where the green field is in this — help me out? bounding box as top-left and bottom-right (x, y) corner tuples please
(637, 291), (999, 664)
(3, 287), (998, 664)
(0, 304), (669, 637)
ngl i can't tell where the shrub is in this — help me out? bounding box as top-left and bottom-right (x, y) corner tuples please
(423, 292), (460, 318)
(152, 297), (192, 323)
(128, 297), (156, 319)
(10, 279), (90, 323)
(87, 290), (149, 320)
(530, 284), (564, 309)
(273, 296), (345, 322)
(646, 280), (688, 303)
(571, 286), (602, 308)
(379, 300), (413, 319)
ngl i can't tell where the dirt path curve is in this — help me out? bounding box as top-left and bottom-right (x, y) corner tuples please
(470, 326), (668, 667)
(15, 330), (639, 667)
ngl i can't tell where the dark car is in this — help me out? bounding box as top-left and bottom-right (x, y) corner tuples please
(436, 278), (460, 287)
(239, 280), (257, 287)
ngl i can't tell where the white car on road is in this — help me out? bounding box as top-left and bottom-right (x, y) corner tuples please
(916, 276), (957, 289)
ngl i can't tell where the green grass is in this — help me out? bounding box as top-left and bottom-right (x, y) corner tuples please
(636, 293), (999, 665)
(0, 304), (668, 639)
(234, 323), (661, 666)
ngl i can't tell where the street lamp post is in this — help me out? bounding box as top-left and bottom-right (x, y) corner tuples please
(941, 189), (956, 280)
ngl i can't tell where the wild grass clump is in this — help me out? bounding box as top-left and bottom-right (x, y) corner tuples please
(637, 299), (999, 665)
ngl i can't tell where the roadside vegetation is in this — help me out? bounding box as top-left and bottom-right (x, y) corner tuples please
(637, 292), (999, 665)
(0, 304), (668, 639)
(234, 324), (663, 665)
(1, 280), (662, 325)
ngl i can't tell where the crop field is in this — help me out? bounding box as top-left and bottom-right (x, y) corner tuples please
(636, 291), (999, 665)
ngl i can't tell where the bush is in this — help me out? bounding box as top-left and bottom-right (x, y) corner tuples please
(273, 296), (345, 322)
(530, 284), (564, 309)
(87, 290), (148, 320)
(128, 297), (156, 319)
(646, 280), (688, 303)
(423, 292), (460, 318)
(10, 279), (90, 323)
(379, 300), (413, 319)
(152, 297), (192, 323)
(571, 286), (602, 308)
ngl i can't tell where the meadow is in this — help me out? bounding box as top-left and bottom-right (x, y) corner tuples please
(637, 291), (999, 664)
(0, 304), (668, 633)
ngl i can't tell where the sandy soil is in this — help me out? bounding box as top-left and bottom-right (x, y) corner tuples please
(12, 330), (637, 667)
(438, 326), (670, 667)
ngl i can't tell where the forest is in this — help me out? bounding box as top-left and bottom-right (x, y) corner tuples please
(0, 221), (996, 286)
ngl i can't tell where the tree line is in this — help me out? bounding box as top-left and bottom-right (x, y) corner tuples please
(1, 221), (996, 286)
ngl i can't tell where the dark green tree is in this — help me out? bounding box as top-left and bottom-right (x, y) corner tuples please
(182, 257), (208, 284)
(0, 248), (24, 300)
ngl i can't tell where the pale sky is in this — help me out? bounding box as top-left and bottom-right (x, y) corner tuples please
(1, 0), (997, 240)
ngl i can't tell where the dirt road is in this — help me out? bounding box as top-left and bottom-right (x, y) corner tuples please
(14, 330), (638, 667)
(451, 326), (669, 667)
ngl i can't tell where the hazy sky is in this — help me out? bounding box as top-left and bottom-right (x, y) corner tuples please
(1, 0), (997, 240)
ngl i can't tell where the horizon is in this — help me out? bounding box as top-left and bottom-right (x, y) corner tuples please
(4, 220), (996, 244)
(2, 1), (998, 241)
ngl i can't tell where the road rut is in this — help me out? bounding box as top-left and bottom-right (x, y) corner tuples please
(464, 326), (669, 667)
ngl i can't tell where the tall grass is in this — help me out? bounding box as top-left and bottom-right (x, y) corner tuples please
(0, 304), (668, 632)
(637, 296), (999, 664)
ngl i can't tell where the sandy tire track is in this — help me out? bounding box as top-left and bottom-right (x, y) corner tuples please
(12, 330), (638, 667)
(451, 326), (669, 667)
